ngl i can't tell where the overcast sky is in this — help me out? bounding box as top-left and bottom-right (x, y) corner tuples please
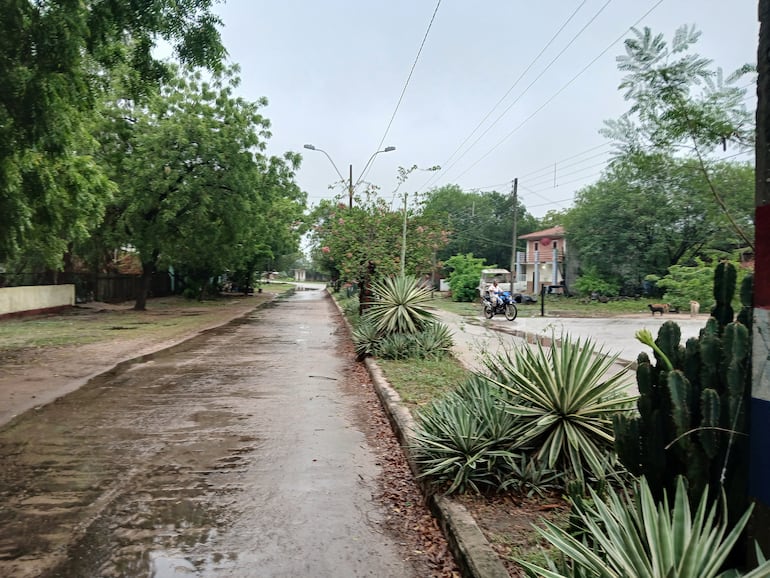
(210, 0), (758, 218)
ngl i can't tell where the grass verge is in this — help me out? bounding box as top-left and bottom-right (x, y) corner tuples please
(377, 356), (468, 410)
(0, 287), (294, 351)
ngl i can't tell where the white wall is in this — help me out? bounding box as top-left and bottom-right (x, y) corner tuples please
(0, 285), (75, 316)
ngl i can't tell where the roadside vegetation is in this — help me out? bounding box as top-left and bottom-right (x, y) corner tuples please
(0, 287), (293, 351)
(332, 262), (766, 577)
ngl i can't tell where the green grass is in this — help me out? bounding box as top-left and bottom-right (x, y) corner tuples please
(0, 290), (294, 351)
(377, 356), (468, 409)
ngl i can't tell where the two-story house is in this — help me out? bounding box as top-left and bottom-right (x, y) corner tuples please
(515, 226), (568, 294)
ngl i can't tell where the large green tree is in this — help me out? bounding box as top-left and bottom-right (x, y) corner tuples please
(420, 184), (537, 269)
(0, 0), (225, 265)
(565, 155), (753, 291)
(601, 25), (754, 248)
(100, 65), (304, 309)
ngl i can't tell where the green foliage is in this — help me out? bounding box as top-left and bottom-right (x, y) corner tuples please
(0, 0), (225, 264)
(573, 268), (619, 297)
(98, 64), (306, 308)
(646, 259), (714, 311)
(614, 262), (752, 533)
(565, 156), (754, 291)
(444, 253), (487, 302)
(484, 335), (636, 485)
(411, 322), (454, 360)
(411, 375), (521, 494)
(519, 476), (770, 578)
(351, 319), (379, 360)
(420, 185), (538, 268)
(309, 191), (449, 284)
(365, 275), (436, 335)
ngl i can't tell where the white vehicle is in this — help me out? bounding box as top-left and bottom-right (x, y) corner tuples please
(477, 268), (532, 301)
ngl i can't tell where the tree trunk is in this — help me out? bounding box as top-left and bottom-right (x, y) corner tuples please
(134, 251), (158, 311)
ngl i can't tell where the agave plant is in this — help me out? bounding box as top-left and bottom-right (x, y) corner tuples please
(518, 476), (770, 578)
(483, 334), (636, 485)
(412, 321), (454, 359)
(376, 332), (414, 360)
(411, 375), (520, 494)
(365, 275), (436, 335)
(351, 318), (380, 360)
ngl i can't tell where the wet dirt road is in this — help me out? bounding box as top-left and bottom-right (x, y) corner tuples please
(0, 289), (418, 577)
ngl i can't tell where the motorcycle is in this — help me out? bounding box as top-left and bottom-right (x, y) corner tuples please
(482, 291), (518, 321)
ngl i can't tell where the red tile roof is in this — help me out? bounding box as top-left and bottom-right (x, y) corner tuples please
(518, 225), (565, 240)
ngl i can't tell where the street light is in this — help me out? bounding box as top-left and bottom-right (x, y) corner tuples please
(303, 143), (396, 209)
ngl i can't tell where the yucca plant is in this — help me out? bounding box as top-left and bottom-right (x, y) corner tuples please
(376, 332), (414, 360)
(483, 335), (636, 485)
(412, 321), (454, 359)
(365, 275), (436, 335)
(351, 318), (380, 360)
(518, 476), (770, 578)
(500, 453), (563, 498)
(411, 375), (520, 494)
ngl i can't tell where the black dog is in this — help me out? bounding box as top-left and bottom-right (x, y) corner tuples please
(648, 303), (669, 316)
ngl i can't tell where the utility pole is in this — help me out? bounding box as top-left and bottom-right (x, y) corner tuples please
(400, 191), (408, 276)
(348, 164), (354, 209)
(750, 0), (770, 556)
(509, 178), (518, 282)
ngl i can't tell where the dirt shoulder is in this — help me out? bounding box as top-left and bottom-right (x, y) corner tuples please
(0, 293), (275, 428)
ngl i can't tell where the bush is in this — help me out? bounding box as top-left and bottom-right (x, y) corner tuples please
(483, 334), (635, 486)
(411, 375), (520, 494)
(411, 321), (454, 359)
(518, 476), (770, 578)
(573, 268), (619, 298)
(444, 253), (487, 302)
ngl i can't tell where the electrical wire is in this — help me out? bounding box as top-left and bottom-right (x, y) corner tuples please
(424, 0), (617, 190)
(358, 0), (442, 186)
(448, 0), (666, 183)
(418, 0), (591, 192)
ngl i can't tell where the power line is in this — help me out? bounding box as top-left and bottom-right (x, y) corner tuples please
(418, 0), (590, 191)
(520, 143), (611, 179)
(449, 0), (666, 182)
(527, 159), (610, 188)
(359, 0), (442, 185)
(421, 0), (613, 192)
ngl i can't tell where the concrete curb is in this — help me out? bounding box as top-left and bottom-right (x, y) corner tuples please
(327, 291), (510, 578)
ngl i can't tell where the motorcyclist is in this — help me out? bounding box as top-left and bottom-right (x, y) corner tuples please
(487, 279), (503, 309)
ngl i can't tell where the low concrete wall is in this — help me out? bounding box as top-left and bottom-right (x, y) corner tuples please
(0, 285), (75, 317)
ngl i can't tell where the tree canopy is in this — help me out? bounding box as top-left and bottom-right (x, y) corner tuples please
(565, 25), (755, 292)
(0, 0), (225, 264)
(420, 184), (538, 269)
(97, 65), (305, 308)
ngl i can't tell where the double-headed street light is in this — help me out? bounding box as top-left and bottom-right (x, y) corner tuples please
(304, 143), (396, 209)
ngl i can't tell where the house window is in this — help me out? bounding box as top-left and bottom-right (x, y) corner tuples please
(534, 242), (539, 251)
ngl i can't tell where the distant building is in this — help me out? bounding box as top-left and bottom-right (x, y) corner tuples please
(517, 226), (572, 294)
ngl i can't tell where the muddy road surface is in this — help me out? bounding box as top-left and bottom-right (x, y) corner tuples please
(0, 289), (421, 577)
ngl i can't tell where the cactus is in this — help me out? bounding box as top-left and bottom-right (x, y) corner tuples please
(614, 261), (752, 530)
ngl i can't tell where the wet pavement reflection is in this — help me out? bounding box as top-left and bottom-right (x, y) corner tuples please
(0, 288), (416, 577)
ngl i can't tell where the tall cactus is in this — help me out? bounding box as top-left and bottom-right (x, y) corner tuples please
(613, 262), (753, 529)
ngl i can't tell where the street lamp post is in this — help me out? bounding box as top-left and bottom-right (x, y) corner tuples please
(304, 144), (396, 209)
